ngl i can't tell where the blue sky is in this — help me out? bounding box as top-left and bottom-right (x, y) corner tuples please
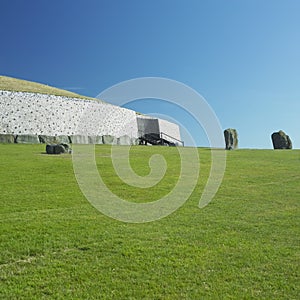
(1, 0), (299, 148)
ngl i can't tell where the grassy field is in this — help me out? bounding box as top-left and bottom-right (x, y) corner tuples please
(0, 144), (299, 299)
(0, 75), (96, 100)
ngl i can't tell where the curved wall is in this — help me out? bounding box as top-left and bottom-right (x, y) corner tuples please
(0, 91), (138, 138)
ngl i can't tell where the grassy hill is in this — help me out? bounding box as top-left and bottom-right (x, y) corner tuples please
(0, 75), (96, 100)
(0, 144), (299, 299)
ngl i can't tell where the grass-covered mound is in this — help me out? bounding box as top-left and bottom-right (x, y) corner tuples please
(0, 144), (299, 299)
(0, 75), (95, 100)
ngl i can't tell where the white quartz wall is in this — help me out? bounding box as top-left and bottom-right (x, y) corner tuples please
(158, 119), (182, 144)
(0, 91), (138, 138)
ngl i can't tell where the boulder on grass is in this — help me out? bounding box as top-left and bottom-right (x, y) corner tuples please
(46, 144), (67, 155)
(271, 130), (292, 149)
(0, 134), (15, 143)
(224, 129), (238, 150)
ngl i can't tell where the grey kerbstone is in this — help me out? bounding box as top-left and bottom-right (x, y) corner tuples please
(0, 134), (15, 143)
(95, 136), (103, 144)
(57, 135), (70, 144)
(87, 136), (103, 144)
(271, 130), (292, 149)
(69, 135), (89, 144)
(39, 135), (70, 144)
(16, 134), (40, 144)
(102, 135), (115, 145)
(118, 135), (131, 145)
(39, 135), (59, 144)
(131, 138), (140, 145)
(224, 128), (238, 150)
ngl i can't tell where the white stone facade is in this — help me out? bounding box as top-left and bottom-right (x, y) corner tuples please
(158, 119), (182, 145)
(0, 90), (182, 145)
(0, 91), (138, 138)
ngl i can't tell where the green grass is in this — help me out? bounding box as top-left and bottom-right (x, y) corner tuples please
(0, 144), (299, 299)
(0, 75), (96, 100)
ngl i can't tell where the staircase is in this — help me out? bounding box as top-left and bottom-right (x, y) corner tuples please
(139, 132), (184, 147)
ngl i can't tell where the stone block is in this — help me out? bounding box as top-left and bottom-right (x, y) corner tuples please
(0, 134), (15, 143)
(224, 129), (238, 150)
(87, 136), (103, 144)
(39, 135), (70, 144)
(57, 135), (70, 144)
(16, 134), (40, 144)
(69, 135), (89, 144)
(102, 135), (115, 145)
(118, 135), (131, 145)
(271, 130), (292, 149)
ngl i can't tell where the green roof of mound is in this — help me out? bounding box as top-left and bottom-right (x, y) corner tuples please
(0, 75), (96, 100)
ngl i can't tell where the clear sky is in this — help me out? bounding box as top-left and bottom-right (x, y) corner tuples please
(1, 0), (299, 148)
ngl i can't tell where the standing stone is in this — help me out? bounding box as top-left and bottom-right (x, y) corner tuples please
(271, 130), (292, 149)
(224, 128), (238, 150)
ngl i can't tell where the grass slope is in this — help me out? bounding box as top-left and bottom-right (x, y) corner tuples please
(0, 144), (299, 299)
(0, 75), (96, 100)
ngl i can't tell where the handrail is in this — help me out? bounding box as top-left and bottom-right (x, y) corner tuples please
(139, 132), (184, 146)
(160, 132), (184, 146)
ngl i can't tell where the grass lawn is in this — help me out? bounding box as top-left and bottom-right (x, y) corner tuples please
(0, 76), (96, 100)
(0, 144), (299, 299)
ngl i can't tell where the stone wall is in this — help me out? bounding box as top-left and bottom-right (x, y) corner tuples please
(0, 90), (138, 138)
(0, 90), (182, 145)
